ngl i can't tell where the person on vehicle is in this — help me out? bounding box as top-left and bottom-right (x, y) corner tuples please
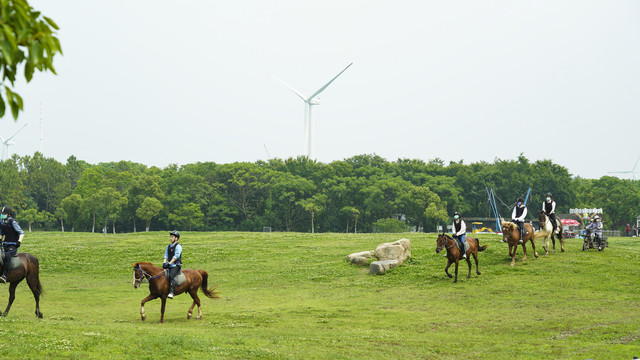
(163, 230), (183, 299)
(511, 197), (527, 242)
(586, 215), (604, 250)
(451, 211), (467, 259)
(542, 193), (558, 236)
(0, 206), (25, 283)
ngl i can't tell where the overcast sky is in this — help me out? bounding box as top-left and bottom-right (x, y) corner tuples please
(4, 1), (639, 179)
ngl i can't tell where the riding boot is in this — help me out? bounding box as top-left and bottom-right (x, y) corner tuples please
(168, 283), (175, 299)
(0, 256), (9, 283)
(459, 241), (466, 259)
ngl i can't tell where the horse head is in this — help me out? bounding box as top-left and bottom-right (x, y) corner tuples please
(501, 222), (515, 236)
(538, 210), (547, 223)
(436, 233), (449, 253)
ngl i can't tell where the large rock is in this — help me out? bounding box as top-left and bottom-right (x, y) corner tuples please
(369, 260), (399, 275)
(374, 238), (411, 264)
(346, 250), (373, 265)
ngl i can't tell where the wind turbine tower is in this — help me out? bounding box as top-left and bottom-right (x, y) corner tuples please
(273, 62), (352, 160)
(0, 123), (28, 161)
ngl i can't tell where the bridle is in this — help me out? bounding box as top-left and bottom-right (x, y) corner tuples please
(436, 235), (456, 252)
(133, 265), (165, 286)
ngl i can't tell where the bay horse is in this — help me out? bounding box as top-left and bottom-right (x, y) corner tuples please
(1, 252), (43, 318)
(435, 233), (488, 283)
(538, 210), (564, 255)
(132, 262), (219, 323)
(501, 222), (540, 266)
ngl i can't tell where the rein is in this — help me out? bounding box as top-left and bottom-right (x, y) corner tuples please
(134, 265), (165, 284)
(437, 236), (457, 252)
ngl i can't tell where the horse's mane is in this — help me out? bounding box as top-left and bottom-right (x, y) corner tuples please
(501, 222), (516, 232)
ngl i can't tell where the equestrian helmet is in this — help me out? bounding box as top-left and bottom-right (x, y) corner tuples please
(1, 206), (13, 216)
(546, 192), (552, 198)
(593, 215), (600, 221)
(169, 230), (181, 239)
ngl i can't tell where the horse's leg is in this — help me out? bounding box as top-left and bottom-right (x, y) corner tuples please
(2, 282), (19, 317)
(160, 297), (167, 324)
(26, 275), (43, 318)
(187, 288), (202, 320)
(473, 251), (481, 275)
(140, 294), (157, 321)
(531, 237), (539, 258)
(453, 259), (459, 283)
(551, 234), (556, 254)
(521, 242), (527, 261)
(444, 259), (453, 278)
(560, 236), (565, 252)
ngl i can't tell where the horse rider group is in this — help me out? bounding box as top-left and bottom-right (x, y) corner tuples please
(454, 192), (579, 252)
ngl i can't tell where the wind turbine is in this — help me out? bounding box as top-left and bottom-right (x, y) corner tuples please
(608, 155), (640, 180)
(272, 62), (352, 160)
(0, 123), (28, 161)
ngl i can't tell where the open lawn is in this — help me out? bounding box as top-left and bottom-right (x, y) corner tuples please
(1, 231), (639, 359)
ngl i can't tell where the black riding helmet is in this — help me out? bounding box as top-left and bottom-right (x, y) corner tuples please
(546, 192), (552, 198)
(517, 197), (524, 204)
(1, 206), (13, 217)
(169, 230), (180, 239)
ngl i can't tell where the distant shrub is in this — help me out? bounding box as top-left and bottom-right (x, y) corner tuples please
(373, 218), (408, 233)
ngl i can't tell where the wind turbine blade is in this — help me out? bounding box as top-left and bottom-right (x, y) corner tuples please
(309, 62), (353, 100)
(271, 74), (309, 102)
(5, 123), (28, 142)
(632, 155), (640, 171)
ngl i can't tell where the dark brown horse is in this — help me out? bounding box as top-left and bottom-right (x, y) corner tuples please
(501, 222), (539, 266)
(538, 210), (564, 255)
(436, 233), (488, 283)
(132, 262), (219, 323)
(1, 252), (43, 318)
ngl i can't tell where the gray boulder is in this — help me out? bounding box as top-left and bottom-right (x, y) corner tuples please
(346, 250), (373, 265)
(374, 238), (411, 264)
(369, 260), (399, 275)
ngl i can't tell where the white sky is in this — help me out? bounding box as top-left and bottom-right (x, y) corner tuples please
(3, 1), (639, 179)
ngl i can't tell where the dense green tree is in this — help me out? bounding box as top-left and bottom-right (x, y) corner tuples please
(136, 197), (163, 232)
(61, 194), (82, 232)
(169, 203), (204, 231)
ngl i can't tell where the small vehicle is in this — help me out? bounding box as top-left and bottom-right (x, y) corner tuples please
(581, 228), (608, 251)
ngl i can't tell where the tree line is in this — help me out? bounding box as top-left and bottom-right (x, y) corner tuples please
(1, 152), (638, 233)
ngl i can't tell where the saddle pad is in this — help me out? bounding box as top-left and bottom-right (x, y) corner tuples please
(164, 269), (187, 287)
(0, 255), (22, 272)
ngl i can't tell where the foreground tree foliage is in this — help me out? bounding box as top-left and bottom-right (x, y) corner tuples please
(0, 0), (62, 120)
(1, 152), (638, 233)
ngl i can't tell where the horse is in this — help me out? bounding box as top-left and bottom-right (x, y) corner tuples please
(435, 233), (488, 283)
(1, 252), (43, 318)
(538, 210), (564, 255)
(132, 262), (219, 323)
(501, 222), (540, 266)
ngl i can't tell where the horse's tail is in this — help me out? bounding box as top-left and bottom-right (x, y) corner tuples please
(26, 254), (44, 296)
(198, 269), (220, 300)
(476, 239), (488, 252)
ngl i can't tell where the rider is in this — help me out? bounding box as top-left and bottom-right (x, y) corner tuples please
(511, 197), (528, 243)
(542, 192), (558, 236)
(0, 206), (25, 283)
(586, 215), (604, 250)
(163, 230), (183, 299)
(451, 211), (467, 259)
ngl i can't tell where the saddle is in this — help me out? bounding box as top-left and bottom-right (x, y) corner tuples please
(164, 269), (186, 287)
(0, 255), (22, 275)
(457, 241), (470, 255)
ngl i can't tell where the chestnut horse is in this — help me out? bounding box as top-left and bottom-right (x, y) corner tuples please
(501, 222), (539, 266)
(1, 252), (43, 318)
(436, 233), (488, 283)
(132, 262), (219, 323)
(538, 210), (564, 255)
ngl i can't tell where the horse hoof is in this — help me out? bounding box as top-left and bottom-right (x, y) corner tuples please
(476, 271), (481, 275)
(447, 274), (453, 278)
(187, 313), (192, 319)
(196, 316), (202, 320)
(141, 315), (146, 321)
(510, 262), (515, 267)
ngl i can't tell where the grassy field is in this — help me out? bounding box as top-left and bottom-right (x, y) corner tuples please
(1, 231), (639, 359)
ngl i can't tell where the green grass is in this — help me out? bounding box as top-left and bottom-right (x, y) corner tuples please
(1, 231), (639, 359)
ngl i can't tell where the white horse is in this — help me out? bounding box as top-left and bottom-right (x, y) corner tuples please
(538, 210), (564, 255)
